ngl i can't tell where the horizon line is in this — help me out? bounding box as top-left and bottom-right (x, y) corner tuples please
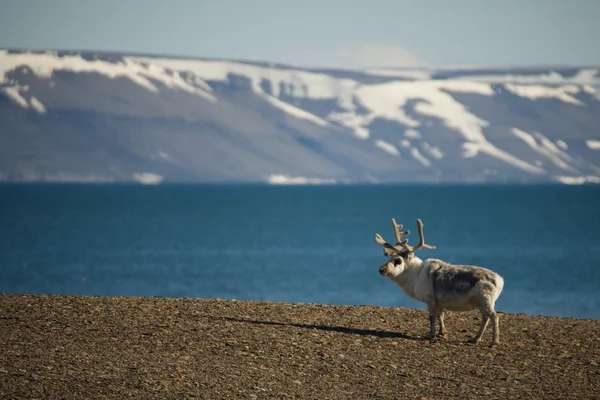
(2, 46), (599, 72)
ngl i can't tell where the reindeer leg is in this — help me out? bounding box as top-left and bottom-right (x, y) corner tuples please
(469, 310), (489, 344)
(425, 305), (440, 339)
(489, 309), (500, 347)
(437, 311), (447, 338)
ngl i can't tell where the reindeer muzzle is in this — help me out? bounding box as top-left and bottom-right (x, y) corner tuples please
(379, 264), (389, 276)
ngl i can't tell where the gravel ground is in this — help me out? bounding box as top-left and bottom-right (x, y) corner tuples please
(0, 294), (598, 399)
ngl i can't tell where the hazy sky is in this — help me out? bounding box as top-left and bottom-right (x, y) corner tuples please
(0, 0), (598, 68)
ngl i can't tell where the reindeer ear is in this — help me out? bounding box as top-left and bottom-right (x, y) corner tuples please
(383, 243), (401, 256)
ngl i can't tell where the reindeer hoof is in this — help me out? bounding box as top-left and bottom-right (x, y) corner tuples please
(436, 332), (447, 339)
(467, 338), (480, 345)
(424, 333), (436, 340)
(489, 341), (500, 348)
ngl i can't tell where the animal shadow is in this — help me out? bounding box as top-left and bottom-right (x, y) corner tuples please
(210, 316), (426, 341)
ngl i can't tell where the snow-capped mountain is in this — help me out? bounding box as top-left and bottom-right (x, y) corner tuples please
(1, 48), (600, 184)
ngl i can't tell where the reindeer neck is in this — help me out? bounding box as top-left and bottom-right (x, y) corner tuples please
(390, 256), (425, 292)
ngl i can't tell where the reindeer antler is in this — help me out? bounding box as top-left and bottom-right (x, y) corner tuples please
(399, 219), (436, 254)
(376, 218), (436, 256)
(391, 218), (410, 246)
(374, 233), (403, 256)
(374, 218), (410, 256)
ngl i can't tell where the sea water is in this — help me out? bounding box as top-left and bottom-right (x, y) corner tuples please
(1, 183), (599, 319)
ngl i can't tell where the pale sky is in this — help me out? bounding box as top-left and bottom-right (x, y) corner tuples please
(0, 0), (598, 69)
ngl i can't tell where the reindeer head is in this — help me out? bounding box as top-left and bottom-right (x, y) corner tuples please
(375, 218), (436, 277)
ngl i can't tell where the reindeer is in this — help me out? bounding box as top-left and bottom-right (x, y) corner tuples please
(375, 218), (504, 347)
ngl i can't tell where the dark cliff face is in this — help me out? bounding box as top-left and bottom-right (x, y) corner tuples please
(1, 49), (599, 184)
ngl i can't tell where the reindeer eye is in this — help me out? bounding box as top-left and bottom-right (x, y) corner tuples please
(394, 258), (402, 265)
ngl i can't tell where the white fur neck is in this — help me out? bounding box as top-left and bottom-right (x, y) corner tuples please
(387, 256), (426, 299)
(410, 256), (424, 266)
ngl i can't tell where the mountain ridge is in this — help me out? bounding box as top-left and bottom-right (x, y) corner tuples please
(1, 48), (599, 185)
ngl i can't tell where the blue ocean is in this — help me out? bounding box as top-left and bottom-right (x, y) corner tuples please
(1, 184), (599, 319)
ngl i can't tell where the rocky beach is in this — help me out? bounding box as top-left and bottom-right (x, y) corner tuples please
(1, 294), (598, 399)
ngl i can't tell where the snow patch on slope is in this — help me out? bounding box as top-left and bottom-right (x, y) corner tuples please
(511, 128), (577, 171)
(404, 129), (421, 139)
(582, 85), (600, 101)
(375, 140), (400, 156)
(150, 150), (172, 161)
(555, 175), (600, 185)
(29, 96), (46, 113)
(556, 140), (568, 150)
(259, 92), (328, 126)
(462, 142), (480, 158)
(586, 140), (600, 150)
(328, 112), (372, 139)
(2, 84), (47, 114)
(505, 84), (583, 105)
(0, 50), (216, 102)
(410, 148), (430, 166)
(133, 172), (163, 185)
(435, 80), (495, 96)
(422, 142), (444, 159)
(354, 80), (492, 142)
(455, 68), (600, 85)
(267, 174), (337, 185)
(2, 86), (28, 108)
(132, 57), (504, 140)
(135, 55), (360, 128)
(336, 80), (494, 139)
(133, 56), (358, 104)
(353, 80), (542, 173)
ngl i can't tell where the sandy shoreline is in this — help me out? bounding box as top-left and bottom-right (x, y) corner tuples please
(1, 293), (598, 399)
